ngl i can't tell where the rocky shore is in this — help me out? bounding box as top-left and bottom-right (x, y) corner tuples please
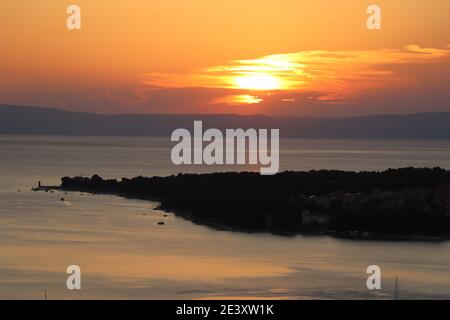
(60, 167), (450, 239)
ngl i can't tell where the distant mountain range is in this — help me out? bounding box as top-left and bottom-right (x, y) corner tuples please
(1, 104), (450, 139)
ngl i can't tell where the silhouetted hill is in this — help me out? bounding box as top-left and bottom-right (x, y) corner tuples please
(2, 104), (450, 138)
(60, 168), (450, 238)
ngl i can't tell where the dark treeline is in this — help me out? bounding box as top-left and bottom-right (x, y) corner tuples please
(61, 168), (450, 238)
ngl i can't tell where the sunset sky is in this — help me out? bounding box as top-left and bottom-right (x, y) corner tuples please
(1, 0), (449, 116)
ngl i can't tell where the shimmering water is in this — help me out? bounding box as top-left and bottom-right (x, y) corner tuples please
(1, 135), (450, 299)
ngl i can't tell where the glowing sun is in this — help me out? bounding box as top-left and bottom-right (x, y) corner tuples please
(234, 74), (281, 90)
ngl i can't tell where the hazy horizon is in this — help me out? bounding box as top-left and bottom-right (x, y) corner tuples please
(3, 103), (450, 118)
(3, 104), (450, 139)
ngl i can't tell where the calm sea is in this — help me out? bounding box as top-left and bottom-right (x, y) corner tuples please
(1, 135), (450, 299)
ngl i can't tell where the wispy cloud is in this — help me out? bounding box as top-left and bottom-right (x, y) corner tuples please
(142, 44), (450, 105)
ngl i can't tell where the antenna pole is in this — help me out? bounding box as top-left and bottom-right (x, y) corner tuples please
(394, 277), (398, 300)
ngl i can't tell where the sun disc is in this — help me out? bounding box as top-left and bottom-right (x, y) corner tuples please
(234, 74), (281, 90)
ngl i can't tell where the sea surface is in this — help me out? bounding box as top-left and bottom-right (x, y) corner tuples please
(1, 135), (450, 299)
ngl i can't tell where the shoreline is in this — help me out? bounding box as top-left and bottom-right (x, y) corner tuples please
(37, 185), (450, 243)
(55, 168), (450, 242)
(149, 204), (450, 242)
(155, 203), (450, 242)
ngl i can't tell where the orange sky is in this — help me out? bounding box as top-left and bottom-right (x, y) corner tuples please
(0, 0), (449, 116)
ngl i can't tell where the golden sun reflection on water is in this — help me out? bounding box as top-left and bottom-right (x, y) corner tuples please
(1, 246), (291, 281)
